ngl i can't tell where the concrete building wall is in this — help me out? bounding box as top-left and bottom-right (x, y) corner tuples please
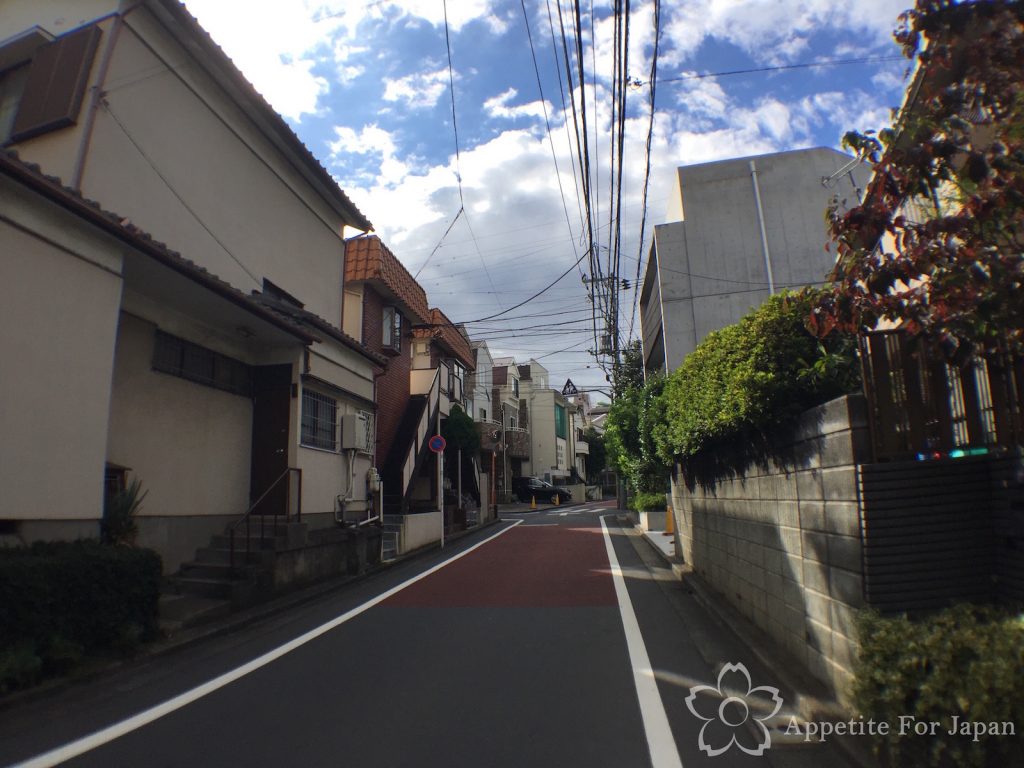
(530, 390), (558, 480)
(643, 148), (869, 373)
(8, 6), (353, 324)
(670, 395), (870, 700)
(106, 312), (252, 554)
(0, 1), (116, 40)
(0, 186), (123, 527)
(470, 344), (493, 422)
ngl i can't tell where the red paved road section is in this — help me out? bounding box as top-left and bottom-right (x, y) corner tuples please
(384, 525), (616, 607)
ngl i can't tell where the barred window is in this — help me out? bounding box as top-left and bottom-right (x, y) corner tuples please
(301, 389), (338, 451)
(152, 330), (251, 397)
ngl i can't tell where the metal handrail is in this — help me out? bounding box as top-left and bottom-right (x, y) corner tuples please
(228, 467), (302, 574)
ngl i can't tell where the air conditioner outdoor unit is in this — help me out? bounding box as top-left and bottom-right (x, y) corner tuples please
(341, 413), (370, 451)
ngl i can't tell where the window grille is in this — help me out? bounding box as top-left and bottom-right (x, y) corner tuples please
(301, 389), (338, 451)
(152, 330), (251, 397)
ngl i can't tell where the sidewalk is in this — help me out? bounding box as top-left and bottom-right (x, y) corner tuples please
(632, 515), (875, 767)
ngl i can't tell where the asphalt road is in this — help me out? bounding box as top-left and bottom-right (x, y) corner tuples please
(0, 504), (858, 767)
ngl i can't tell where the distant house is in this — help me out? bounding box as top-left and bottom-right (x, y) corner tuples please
(0, 0), (384, 571)
(343, 236), (477, 528)
(640, 147), (869, 376)
(490, 358), (529, 500)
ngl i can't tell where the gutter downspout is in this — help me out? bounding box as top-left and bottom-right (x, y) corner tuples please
(749, 160), (775, 296)
(71, 8), (132, 192)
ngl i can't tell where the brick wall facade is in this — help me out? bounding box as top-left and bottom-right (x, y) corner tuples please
(360, 288), (412, 465)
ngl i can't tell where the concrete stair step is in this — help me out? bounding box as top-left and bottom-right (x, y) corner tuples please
(172, 575), (247, 600)
(179, 560), (251, 580)
(210, 534), (285, 551)
(195, 546), (275, 566)
(158, 593), (232, 631)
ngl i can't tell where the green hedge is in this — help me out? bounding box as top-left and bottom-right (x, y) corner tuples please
(629, 492), (667, 513)
(0, 541), (162, 691)
(854, 605), (1024, 767)
(656, 289), (859, 467)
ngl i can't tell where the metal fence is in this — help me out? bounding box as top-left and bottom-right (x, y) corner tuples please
(859, 330), (1024, 461)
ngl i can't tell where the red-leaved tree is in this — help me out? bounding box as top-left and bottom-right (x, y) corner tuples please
(813, 0), (1024, 358)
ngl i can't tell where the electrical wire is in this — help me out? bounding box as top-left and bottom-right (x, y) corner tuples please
(520, 0), (584, 280)
(637, 54), (904, 87)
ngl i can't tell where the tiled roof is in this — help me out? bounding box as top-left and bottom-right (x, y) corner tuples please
(345, 235), (430, 324)
(0, 150), (317, 344)
(411, 308), (475, 371)
(431, 308), (475, 371)
(250, 293), (387, 366)
(2, 149), (387, 366)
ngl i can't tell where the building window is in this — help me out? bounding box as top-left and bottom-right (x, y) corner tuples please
(512, 377), (519, 397)
(382, 306), (402, 352)
(0, 64), (29, 142)
(152, 330), (251, 396)
(301, 389), (338, 451)
(509, 415), (518, 430)
(480, 408), (487, 422)
(554, 404), (567, 439)
(448, 361), (464, 402)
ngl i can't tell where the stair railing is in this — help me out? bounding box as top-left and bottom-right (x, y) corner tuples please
(228, 467), (302, 574)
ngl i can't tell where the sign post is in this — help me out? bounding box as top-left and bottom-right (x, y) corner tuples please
(428, 433), (447, 547)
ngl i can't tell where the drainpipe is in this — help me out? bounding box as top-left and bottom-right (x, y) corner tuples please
(71, 9), (130, 192)
(437, 398), (444, 548)
(749, 160), (775, 296)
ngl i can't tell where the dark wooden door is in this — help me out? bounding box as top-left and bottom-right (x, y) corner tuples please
(251, 364), (292, 516)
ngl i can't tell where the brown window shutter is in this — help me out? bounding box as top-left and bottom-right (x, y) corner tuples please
(10, 25), (101, 142)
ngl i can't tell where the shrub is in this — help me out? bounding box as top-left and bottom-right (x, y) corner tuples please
(629, 492), (667, 513)
(853, 605), (1024, 767)
(102, 477), (147, 545)
(0, 541), (162, 691)
(657, 289), (859, 468)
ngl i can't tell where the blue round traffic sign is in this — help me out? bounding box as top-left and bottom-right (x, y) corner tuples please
(428, 435), (447, 453)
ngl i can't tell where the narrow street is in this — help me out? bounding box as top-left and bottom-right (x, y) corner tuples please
(0, 505), (856, 768)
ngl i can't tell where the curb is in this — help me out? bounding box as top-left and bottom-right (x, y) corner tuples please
(633, 523), (877, 768)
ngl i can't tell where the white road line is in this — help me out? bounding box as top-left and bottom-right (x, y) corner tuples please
(9, 520), (524, 768)
(600, 515), (684, 768)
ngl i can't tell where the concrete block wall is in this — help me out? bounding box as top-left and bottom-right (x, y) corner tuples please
(670, 395), (870, 700)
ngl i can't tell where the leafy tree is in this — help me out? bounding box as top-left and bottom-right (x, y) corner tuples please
(612, 340), (645, 400)
(583, 426), (607, 484)
(813, 0), (1024, 358)
(606, 373), (668, 493)
(441, 405), (478, 453)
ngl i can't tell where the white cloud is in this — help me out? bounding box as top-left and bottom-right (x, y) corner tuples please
(659, 0), (908, 66)
(483, 88), (551, 121)
(183, 0), (509, 120)
(382, 68), (451, 110)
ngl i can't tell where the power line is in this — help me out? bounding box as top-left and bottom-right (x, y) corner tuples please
(519, 0), (584, 281)
(635, 54), (903, 87)
(454, 247), (590, 324)
(627, 0), (661, 344)
(414, 207), (463, 279)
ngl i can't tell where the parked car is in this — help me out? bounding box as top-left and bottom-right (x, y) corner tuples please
(512, 477), (572, 504)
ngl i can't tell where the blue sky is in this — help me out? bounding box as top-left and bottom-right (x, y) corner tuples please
(184, 0), (912, 395)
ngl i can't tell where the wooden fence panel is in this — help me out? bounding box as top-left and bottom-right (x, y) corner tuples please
(860, 458), (995, 612)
